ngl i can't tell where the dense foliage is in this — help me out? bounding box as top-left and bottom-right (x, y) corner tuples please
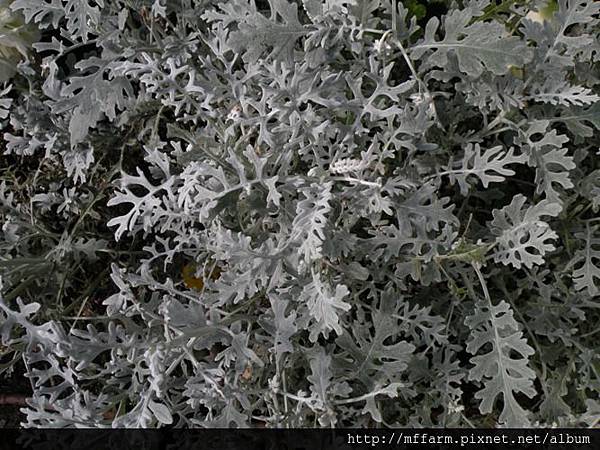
(1, 0), (600, 428)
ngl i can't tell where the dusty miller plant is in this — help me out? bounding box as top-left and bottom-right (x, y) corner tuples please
(1, 0), (600, 428)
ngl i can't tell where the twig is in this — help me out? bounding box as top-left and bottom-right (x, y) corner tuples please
(0, 393), (27, 406)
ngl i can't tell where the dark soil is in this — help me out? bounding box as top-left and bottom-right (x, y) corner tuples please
(0, 360), (31, 428)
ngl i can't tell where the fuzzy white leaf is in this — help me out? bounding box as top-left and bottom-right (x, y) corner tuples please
(466, 299), (536, 427)
(491, 195), (561, 269)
